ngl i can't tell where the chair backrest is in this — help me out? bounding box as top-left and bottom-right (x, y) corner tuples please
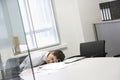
(0, 53), (5, 80)
(5, 55), (27, 80)
(80, 40), (107, 57)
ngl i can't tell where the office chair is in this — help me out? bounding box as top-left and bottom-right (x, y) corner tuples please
(114, 54), (120, 57)
(5, 55), (27, 80)
(0, 53), (5, 80)
(80, 40), (107, 57)
(67, 40), (107, 59)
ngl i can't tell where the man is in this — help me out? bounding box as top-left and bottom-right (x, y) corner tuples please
(20, 49), (65, 71)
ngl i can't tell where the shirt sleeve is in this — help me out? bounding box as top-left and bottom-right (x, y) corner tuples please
(20, 56), (31, 71)
(19, 51), (49, 71)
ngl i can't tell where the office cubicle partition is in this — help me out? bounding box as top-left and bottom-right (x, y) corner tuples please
(94, 21), (120, 57)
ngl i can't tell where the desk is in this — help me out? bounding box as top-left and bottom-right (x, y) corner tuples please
(20, 58), (120, 80)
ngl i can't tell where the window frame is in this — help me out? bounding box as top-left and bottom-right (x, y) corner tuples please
(18, 0), (61, 51)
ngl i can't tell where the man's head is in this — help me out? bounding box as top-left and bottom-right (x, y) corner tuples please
(46, 49), (65, 64)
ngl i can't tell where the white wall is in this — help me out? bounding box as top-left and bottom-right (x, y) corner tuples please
(0, 0), (105, 61)
(0, 0), (26, 64)
(53, 0), (103, 57)
(76, 0), (116, 42)
(77, 0), (103, 41)
(6, 0), (26, 44)
(0, 0), (13, 49)
(52, 0), (85, 57)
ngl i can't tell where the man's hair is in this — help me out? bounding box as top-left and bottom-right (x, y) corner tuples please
(50, 49), (65, 62)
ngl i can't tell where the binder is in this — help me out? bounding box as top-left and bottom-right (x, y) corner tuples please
(104, 3), (109, 21)
(99, 1), (120, 21)
(99, 3), (106, 21)
(105, 2), (111, 20)
(106, 3), (111, 20)
(109, 1), (120, 20)
(99, 3), (109, 21)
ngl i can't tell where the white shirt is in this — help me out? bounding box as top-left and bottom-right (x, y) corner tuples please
(20, 51), (49, 71)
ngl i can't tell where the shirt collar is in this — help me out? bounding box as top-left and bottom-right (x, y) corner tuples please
(43, 51), (49, 61)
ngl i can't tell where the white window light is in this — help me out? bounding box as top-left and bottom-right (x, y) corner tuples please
(18, 0), (60, 51)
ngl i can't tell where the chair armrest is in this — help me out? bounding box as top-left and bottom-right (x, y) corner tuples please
(114, 54), (120, 57)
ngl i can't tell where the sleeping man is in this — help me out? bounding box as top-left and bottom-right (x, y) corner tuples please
(20, 49), (65, 71)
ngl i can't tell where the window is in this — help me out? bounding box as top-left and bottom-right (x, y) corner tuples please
(0, 1), (13, 49)
(18, 0), (60, 50)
